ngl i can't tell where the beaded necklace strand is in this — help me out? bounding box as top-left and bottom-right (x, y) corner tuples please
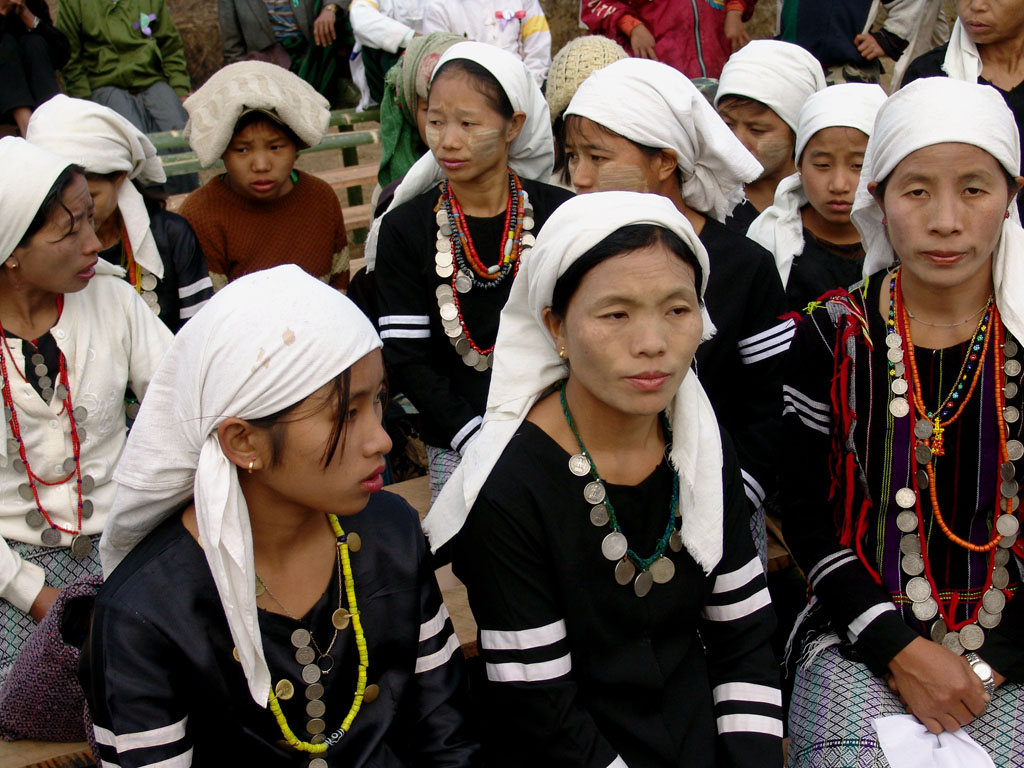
(266, 515), (367, 757)
(559, 381), (680, 597)
(0, 297), (93, 555)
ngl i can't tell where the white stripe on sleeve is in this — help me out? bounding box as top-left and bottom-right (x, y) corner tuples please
(485, 653), (572, 683)
(179, 299), (209, 319)
(419, 604), (451, 642)
(703, 587), (772, 622)
(712, 556), (764, 594)
(379, 314), (430, 326)
(716, 713), (784, 737)
(380, 328), (431, 339)
(94, 717), (188, 752)
(847, 603), (897, 643)
(480, 619), (567, 651)
(451, 416), (482, 452)
(415, 632), (461, 674)
(712, 682), (782, 707)
(805, 548), (855, 585)
(177, 276), (213, 298)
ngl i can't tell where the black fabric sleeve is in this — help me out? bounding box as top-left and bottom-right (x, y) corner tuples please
(780, 310), (918, 674)
(375, 207), (481, 452)
(80, 600), (193, 768)
(453, 491), (622, 768)
(731, 248), (791, 511)
(872, 27), (909, 61)
(27, 0), (70, 68)
(404, 530), (481, 766)
(699, 442), (784, 768)
(159, 211), (213, 328)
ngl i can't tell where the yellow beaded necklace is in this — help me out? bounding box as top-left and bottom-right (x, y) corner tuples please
(267, 515), (368, 754)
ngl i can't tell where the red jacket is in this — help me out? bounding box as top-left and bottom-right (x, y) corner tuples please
(580, 0), (756, 80)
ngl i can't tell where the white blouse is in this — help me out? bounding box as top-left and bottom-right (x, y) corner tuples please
(0, 268), (172, 612)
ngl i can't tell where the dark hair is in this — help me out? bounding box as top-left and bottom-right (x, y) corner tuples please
(84, 169), (168, 213)
(231, 110), (302, 149)
(550, 224), (704, 318)
(17, 165), (85, 247)
(561, 114), (681, 189)
(247, 370), (352, 469)
(715, 95), (796, 142)
(431, 59), (515, 120)
(873, 164), (1020, 201)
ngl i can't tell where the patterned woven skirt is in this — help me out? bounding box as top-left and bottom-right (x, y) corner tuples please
(788, 644), (1024, 767)
(1, 540), (101, 686)
(426, 445), (462, 504)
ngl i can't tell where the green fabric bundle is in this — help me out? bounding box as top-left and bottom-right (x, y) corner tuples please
(377, 32), (463, 187)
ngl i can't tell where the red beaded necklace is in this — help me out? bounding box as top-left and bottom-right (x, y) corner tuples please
(0, 296), (85, 537)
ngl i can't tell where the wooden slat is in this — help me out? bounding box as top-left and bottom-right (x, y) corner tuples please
(0, 740), (91, 768)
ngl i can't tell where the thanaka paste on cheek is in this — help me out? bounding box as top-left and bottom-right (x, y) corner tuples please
(753, 137), (794, 180)
(586, 162), (650, 194)
(464, 127), (502, 158)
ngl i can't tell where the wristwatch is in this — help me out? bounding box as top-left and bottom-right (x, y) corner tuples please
(965, 651), (996, 697)
(322, 3), (339, 12)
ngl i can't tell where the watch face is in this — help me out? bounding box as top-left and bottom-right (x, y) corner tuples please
(974, 661), (993, 680)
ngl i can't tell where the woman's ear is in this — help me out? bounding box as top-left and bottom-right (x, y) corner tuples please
(506, 111), (527, 144)
(656, 149), (679, 184)
(217, 418), (269, 473)
(542, 307), (566, 359)
(114, 171), (129, 191)
(868, 181), (885, 219)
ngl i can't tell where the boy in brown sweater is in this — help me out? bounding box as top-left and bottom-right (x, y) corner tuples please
(179, 61), (349, 290)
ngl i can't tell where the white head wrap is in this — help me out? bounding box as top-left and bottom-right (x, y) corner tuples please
(365, 41), (554, 271)
(183, 61), (330, 169)
(747, 83), (886, 286)
(26, 95), (167, 279)
(714, 40), (827, 132)
(100, 265), (382, 706)
(564, 58), (762, 221)
(0, 137), (74, 265)
(423, 192), (725, 574)
(853, 78), (1024, 341)
(941, 18), (982, 82)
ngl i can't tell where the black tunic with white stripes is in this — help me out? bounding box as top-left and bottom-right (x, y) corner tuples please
(697, 218), (792, 516)
(80, 491), (479, 768)
(375, 180), (573, 453)
(452, 421), (783, 768)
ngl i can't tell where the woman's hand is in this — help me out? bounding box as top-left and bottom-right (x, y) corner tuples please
(887, 637), (989, 733)
(854, 32), (885, 61)
(29, 585), (60, 622)
(313, 5), (337, 47)
(723, 10), (750, 52)
(629, 24), (658, 61)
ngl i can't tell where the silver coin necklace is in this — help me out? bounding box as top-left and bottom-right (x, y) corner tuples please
(560, 381), (680, 597)
(0, 302), (93, 557)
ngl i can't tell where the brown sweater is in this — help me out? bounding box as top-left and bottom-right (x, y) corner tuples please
(179, 171), (347, 284)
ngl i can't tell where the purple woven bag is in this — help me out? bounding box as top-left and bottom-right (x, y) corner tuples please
(0, 576), (102, 742)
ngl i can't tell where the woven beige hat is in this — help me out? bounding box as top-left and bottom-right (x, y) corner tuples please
(545, 35), (628, 124)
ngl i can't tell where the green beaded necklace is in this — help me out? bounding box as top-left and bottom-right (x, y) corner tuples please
(559, 380), (681, 596)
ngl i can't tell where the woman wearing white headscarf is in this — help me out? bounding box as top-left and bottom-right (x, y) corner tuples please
(903, 5), (1024, 218)
(0, 137), (171, 684)
(26, 95), (213, 333)
(423, 191), (781, 767)
(714, 40), (827, 232)
(372, 42), (573, 501)
(563, 57), (791, 564)
(87, 266), (479, 767)
(781, 78), (1024, 766)
(748, 83), (887, 312)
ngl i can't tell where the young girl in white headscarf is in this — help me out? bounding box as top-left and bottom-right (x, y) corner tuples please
(27, 95), (213, 332)
(0, 138), (171, 683)
(903, 3), (1024, 219)
(714, 40), (827, 232)
(371, 42), (573, 500)
(782, 78), (1024, 766)
(563, 57), (791, 563)
(89, 265), (479, 767)
(747, 83), (887, 313)
(424, 191), (782, 767)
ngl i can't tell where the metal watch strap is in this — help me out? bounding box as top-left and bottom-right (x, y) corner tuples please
(965, 651), (996, 697)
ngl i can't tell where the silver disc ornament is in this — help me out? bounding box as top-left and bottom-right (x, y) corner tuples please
(959, 623), (985, 651)
(649, 556), (675, 584)
(568, 454), (590, 477)
(634, 570), (653, 598)
(614, 558), (635, 586)
(601, 531), (628, 561)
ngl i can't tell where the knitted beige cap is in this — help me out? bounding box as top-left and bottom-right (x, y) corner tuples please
(545, 35), (628, 124)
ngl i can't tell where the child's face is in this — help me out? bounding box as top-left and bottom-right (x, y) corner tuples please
(798, 126), (868, 226)
(222, 120), (298, 201)
(717, 98), (795, 182)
